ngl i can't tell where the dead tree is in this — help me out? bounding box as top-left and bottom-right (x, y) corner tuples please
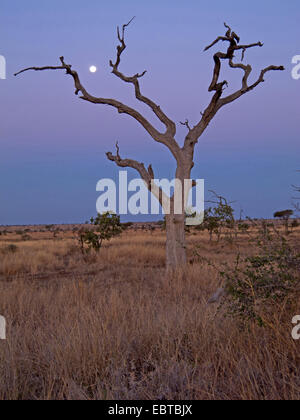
(15, 21), (284, 270)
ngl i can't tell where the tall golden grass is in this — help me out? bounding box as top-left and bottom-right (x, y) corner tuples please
(0, 228), (299, 400)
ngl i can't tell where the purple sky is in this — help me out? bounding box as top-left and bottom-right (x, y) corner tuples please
(0, 0), (299, 224)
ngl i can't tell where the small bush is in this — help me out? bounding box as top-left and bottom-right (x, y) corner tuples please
(78, 212), (124, 255)
(1, 244), (18, 254)
(221, 235), (300, 326)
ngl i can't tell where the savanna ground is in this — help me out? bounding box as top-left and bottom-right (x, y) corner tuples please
(0, 223), (299, 400)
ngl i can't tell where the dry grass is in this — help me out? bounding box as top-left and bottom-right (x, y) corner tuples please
(0, 227), (299, 400)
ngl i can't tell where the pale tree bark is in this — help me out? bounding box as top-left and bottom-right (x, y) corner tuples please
(15, 20), (284, 271)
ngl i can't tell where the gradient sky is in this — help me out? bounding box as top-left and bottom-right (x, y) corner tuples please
(0, 0), (299, 224)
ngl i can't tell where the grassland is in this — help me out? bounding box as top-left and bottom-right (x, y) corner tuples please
(0, 225), (299, 400)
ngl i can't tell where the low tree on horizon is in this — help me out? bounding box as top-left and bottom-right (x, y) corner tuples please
(274, 209), (294, 235)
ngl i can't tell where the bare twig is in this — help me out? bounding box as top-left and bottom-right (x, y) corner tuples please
(180, 119), (192, 131)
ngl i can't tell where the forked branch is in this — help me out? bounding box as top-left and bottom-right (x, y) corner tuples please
(14, 21), (284, 170)
(14, 21), (180, 161)
(184, 23), (284, 150)
(106, 142), (154, 189)
(106, 142), (168, 206)
(15, 57), (161, 141)
(219, 64), (285, 107)
(109, 18), (178, 145)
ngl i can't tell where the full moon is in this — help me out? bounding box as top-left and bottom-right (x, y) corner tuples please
(89, 65), (97, 73)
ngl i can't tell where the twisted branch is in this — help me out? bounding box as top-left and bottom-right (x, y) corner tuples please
(109, 18), (178, 154)
(204, 23), (264, 94)
(106, 142), (170, 207)
(183, 23), (284, 151)
(14, 22), (285, 188)
(219, 64), (285, 107)
(14, 21), (181, 161)
(106, 142), (154, 190)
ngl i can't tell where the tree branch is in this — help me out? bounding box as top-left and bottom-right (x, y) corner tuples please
(204, 23), (263, 94)
(109, 18), (176, 137)
(15, 26), (181, 162)
(15, 57), (160, 137)
(106, 142), (154, 189)
(218, 64), (285, 108)
(106, 142), (168, 207)
(109, 18), (178, 151)
(183, 23), (284, 152)
(14, 65), (66, 76)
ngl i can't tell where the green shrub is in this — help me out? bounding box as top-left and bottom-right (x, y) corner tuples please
(221, 236), (300, 326)
(78, 212), (124, 255)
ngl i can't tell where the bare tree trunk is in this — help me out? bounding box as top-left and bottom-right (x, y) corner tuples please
(164, 164), (191, 270)
(165, 213), (186, 270)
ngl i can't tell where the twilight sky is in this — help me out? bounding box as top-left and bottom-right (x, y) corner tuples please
(0, 0), (299, 224)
